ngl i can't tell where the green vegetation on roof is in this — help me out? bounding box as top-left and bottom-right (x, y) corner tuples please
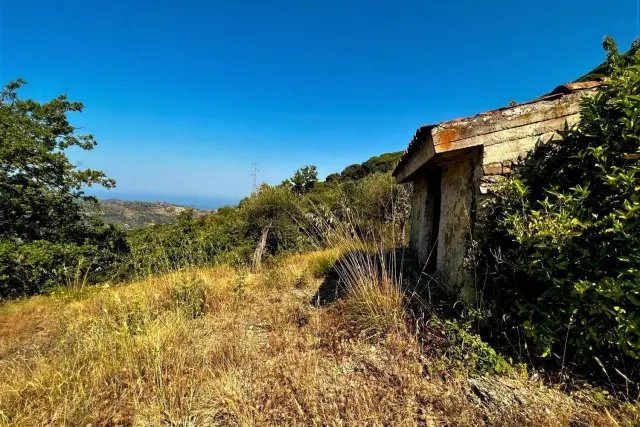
(575, 37), (639, 82)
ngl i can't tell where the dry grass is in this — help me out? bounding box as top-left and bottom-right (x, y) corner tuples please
(338, 258), (406, 338)
(0, 250), (637, 426)
(305, 207), (409, 338)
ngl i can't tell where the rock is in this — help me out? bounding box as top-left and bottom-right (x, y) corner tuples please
(468, 377), (529, 409)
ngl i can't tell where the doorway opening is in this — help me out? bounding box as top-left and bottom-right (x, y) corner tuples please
(425, 168), (442, 274)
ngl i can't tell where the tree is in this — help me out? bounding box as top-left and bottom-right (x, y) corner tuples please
(325, 173), (341, 184)
(0, 79), (114, 243)
(340, 163), (365, 181)
(290, 165), (318, 195)
(0, 79), (126, 297)
(238, 184), (308, 267)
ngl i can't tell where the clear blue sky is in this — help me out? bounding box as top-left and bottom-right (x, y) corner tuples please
(1, 0), (637, 207)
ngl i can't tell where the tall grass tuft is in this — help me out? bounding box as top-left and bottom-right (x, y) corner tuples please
(306, 205), (409, 337)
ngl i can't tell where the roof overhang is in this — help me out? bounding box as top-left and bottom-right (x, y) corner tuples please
(392, 81), (602, 183)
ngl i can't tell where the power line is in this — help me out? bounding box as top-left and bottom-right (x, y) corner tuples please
(251, 163), (259, 193)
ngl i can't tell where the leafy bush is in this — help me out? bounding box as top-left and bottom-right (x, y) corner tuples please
(119, 184), (314, 280)
(349, 172), (411, 227)
(121, 209), (244, 278)
(479, 38), (640, 379)
(427, 317), (513, 376)
(238, 184), (311, 259)
(335, 152), (403, 183)
(309, 251), (339, 278)
(0, 239), (121, 298)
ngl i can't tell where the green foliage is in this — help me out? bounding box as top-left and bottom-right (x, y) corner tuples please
(0, 239), (121, 298)
(120, 184), (312, 279)
(98, 292), (151, 334)
(239, 184), (310, 258)
(361, 152), (404, 175)
(310, 252), (339, 278)
(428, 317), (513, 376)
(347, 172), (411, 225)
(289, 165), (318, 195)
(576, 38), (640, 82)
(480, 38), (640, 378)
(0, 79), (114, 243)
(328, 151), (403, 183)
(325, 173), (341, 184)
(0, 79), (128, 297)
(341, 163), (367, 181)
(121, 207), (246, 278)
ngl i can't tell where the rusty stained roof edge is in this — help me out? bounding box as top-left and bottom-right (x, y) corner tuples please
(391, 80), (602, 177)
(391, 124), (438, 177)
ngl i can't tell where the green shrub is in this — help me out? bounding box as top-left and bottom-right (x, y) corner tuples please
(428, 317), (513, 377)
(120, 208), (248, 278)
(122, 297), (149, 334)
(479, 38), (640, 379)
(238, 184), (311, 258)
(113, 184), (314, 282)
(96, 292), (152, 334)
(0, 239), (121, 298)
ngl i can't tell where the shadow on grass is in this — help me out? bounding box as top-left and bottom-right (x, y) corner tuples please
(310, 248), (426, 307)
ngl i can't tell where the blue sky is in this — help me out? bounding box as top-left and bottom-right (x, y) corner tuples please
(1, 0), (637, 208)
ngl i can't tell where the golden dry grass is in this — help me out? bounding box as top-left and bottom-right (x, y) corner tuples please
(0, 250), (637, 426)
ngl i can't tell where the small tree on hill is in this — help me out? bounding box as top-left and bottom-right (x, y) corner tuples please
(290, 165), (318, 195)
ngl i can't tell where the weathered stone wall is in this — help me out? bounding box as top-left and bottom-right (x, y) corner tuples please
(408, 149), (480, 293)
(436, 150), (480, 292)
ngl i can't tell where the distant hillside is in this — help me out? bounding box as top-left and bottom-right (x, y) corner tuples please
(91, 199), (212, 229)
(89, 152), (402, 229)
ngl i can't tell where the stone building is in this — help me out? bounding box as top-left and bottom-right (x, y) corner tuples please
(392, 81), (601, 292)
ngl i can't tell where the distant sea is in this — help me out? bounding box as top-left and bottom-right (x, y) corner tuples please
(85, 190), (242, 210)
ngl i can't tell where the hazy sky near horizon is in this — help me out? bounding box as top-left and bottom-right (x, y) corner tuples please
(1, 0), (637, 204)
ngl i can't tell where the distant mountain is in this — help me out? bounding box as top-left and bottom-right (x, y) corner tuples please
(90, 199), (213, 229)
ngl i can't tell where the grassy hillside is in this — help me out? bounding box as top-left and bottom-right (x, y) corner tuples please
(0, 250), (634, 426)
(89, 199), (212, 229)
